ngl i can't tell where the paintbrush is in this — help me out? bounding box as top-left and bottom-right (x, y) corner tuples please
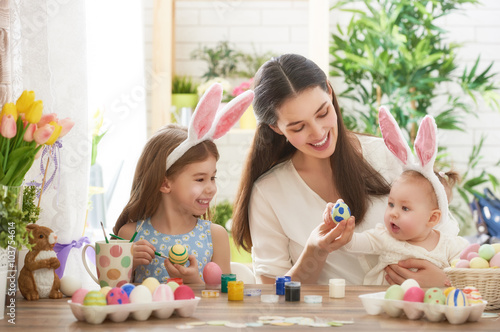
(100, 221), (109, 244)
(129, 219), (145, 243)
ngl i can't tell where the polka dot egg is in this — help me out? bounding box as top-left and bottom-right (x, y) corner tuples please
(83, 290), (107, 306)
(168, 244), (188, 265)
(106, 287), (130, 305)
(424, 287), (446, 305)
(331, 201), (351, 223)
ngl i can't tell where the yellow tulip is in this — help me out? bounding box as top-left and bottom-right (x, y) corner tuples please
(45, 121), (62, 145)
(25, 100), (43, 124)
(16, 90), (35, 113)
(1, 102), (18, 122)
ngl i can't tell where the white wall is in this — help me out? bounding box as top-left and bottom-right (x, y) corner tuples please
(141, 0), (500, 204)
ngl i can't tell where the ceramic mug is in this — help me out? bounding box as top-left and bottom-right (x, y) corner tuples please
(82, 240), (133, 288)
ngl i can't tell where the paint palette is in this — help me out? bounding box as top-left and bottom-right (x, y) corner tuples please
(359, 292), (487, 324)
(68, 297), (200, 324)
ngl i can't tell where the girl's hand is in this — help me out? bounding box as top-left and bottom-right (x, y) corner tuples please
(384, 259), (451, 287)
(164, 255), (204, 284)
(131, 239), (156, 270)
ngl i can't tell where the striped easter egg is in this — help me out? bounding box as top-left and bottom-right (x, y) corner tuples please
(168, 244), (188, 265)
(446, 289), (468, 307)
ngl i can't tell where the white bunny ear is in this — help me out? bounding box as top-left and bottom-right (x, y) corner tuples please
(207, 90), (254, 139)
(378, 106), (412, 166)
(414, 115), (437, 170)
(189, 83), (223, 140)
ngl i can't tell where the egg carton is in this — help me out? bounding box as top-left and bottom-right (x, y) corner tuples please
(68, 297), (201, 324)
(359, 292), (487, 325)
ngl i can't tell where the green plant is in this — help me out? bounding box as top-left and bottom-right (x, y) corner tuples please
(211, 200), (233, 231)
(172, 75), (199, 94)
(0, 187), (32, 250)
(237, 46), (277, 78)
(191, 41), (240, 80)
(22, 185), (41, 224)
(330, 0), (500, 233)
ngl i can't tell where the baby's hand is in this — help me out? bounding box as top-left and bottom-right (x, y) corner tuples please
(132, 239), (156, 270)
(164, 255), (203, 284)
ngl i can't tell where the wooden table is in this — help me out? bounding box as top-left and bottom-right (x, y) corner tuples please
(2, 285), (499, 331)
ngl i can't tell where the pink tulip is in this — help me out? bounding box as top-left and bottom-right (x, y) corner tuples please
(0, 114), (17, 138)
(58, 117), (75, 138)
(37, 113), (58, 127)
(24, 123), (37, 142)
(33, 124), (55, 145)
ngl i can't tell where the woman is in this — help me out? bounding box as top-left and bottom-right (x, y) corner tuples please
(231, 54), (459, 286)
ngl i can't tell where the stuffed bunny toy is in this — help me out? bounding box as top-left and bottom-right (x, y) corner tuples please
(166, 82), (254, 170)
(378, 106), (449, 226)
(19, 224), (63, 300)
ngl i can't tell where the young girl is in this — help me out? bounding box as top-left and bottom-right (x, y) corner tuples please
(324, 108), (468, 285)
(113, 83), (253, 284)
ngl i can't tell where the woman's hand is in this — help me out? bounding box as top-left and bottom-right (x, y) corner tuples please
(131, 239), (156, 270)
(164, 255), (204, 284)
(384, 258), (451, 287)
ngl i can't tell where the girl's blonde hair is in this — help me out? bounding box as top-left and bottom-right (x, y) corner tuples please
(113, 124), (219, 234)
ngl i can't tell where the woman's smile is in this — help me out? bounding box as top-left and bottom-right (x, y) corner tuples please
(309, 131), (331, 151)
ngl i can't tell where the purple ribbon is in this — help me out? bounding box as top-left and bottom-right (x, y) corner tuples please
(54, 236), (95, 279)
(26, 140), (63, 200)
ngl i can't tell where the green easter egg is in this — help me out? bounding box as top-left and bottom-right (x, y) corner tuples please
(424, 287), (446, 305)
(384, 284), (404, 300)
(478, 244), (496, 261)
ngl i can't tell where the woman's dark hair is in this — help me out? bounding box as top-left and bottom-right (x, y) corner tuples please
(231, 54), (391, 252)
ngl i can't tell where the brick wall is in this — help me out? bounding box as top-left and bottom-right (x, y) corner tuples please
(142, 0), (500, 203)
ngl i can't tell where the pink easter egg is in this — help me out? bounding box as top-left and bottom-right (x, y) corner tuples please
(152, 284), (174, 302)
(490, 252), (500, 268)
(455, 259), (470, 268)
(203, 262), (222, 286)
(174, 285), (195, 300)
(403, 287), (425, 302)
(110, 245), (123, 257)
(460, 243), (480, 260)
(467, 251), (479, 261)
(106, 287), (130, 305)
(71, 288), (89, 304)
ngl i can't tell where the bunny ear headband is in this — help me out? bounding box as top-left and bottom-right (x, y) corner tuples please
(166, 83), (254, 170)
(378, 106), (449, 225)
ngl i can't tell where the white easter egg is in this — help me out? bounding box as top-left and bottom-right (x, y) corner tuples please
(60, 275), (82, 296)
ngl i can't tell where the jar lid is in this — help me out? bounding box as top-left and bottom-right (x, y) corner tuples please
(304, 295), (323, 303)
(329, 278), (345, 285)
(261, 294), (279, 303)
(284, 281), (301, 288)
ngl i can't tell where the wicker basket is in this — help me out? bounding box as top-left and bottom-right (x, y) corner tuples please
(444, 267), (500, 310)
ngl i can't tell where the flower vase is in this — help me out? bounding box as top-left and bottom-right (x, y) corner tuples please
(0, 185), (24, 319)
(239, 104), (257, 130)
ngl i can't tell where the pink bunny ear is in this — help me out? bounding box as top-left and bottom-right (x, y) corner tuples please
(378, 106), (410, 165)
(190, 83), (223, 139)
(210, 90), (254, 139)
(414, 115), (437, 168)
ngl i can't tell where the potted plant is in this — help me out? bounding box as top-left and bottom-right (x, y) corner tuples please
(329, 0), (500, 231)
(171, 75), (199, 123)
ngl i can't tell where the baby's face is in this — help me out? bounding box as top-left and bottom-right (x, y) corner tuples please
(384, 176), (437, 242)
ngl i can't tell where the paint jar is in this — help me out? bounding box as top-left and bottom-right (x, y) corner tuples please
(167, 277), (183, 285)
(285, 281), (301, 302)
(275, 275), (291, 295)
(329, 278), (345, 298)
(227, 280), (244, 301)
(221, 274), (236, 293)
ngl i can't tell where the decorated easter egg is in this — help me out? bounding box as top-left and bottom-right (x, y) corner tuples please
(459, 243), (480, 260)
(469, 256), (489, 268)
(403, 287), (425, 302)
(424, 287), (446, 305)
(491, 243), (500, 254)
(490, 252), (500, 268)
(106, 287), (130, 305)
(331, 201), (351, 223)
(446, 289), (468, 307)
(384, 284), (404, 300)
(83, 290), (107, 306)
(401, 278), (420, 292)
(203, 262), (223, 286)
(166, 281), (180, 293)
(169, 244), (189, 265)
(479, 244), (496, 261)
(121, 283), (136, 297)
(467, 251), (479, 261)
(152, 284), (174, 302)
(130, 284), (153, 304)
(462, 286), (482, 304)
(142, 277), (160, 294)
(99, 286), (112, 296)
(60, 275), (82, 297)
(455, 259), (470, 268)
(174, 285), (195, 300)
(450, 258), (459, 268)
(71, 288), (89, 304)
(443, 287), (456, 297)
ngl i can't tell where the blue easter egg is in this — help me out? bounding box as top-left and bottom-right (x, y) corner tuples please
(331, 202), (351, 223)
(121, 283), (136, 297)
